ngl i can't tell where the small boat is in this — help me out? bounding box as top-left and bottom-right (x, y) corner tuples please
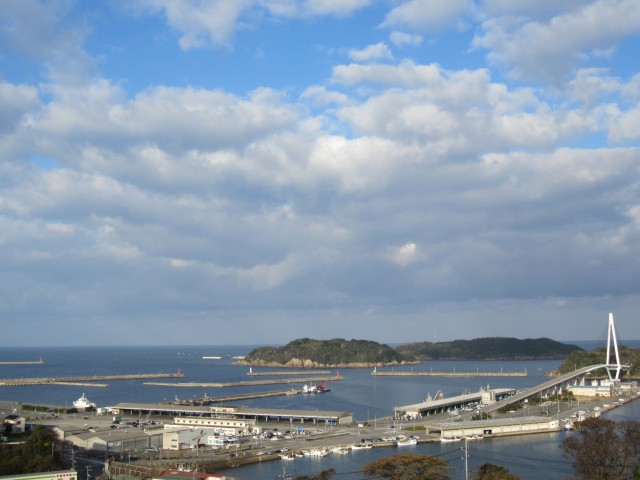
(397, 437), (418, 446)
(303, 448), (329, 457)
(350, 443), (373, 450)
(279, 454), (295, 461)
(73, 393), (96, 410)
(465, 434), (483, 441)
(440, 436), (461, 443)
(202, 356), (222, 359)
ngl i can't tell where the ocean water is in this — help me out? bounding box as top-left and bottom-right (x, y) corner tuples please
(1, 344), (638, 479)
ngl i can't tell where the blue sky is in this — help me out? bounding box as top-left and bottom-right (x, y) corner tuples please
(1, 0), (640, 346)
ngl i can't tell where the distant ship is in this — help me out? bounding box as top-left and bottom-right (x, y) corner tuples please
(73, 393), (96, 410)
(202, 356), (222, 359)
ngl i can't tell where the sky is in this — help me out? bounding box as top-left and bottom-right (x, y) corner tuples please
(1, 0), (640, 347)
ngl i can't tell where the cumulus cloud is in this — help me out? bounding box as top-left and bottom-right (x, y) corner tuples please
(382, 0), (472, 31)
(0, 0), (94, 83)
(473, 0), (640, 83)
(389, 31), (423, 47)
(348, 42), (394, 62)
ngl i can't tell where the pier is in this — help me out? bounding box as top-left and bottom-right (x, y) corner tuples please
(0, 371), (184, 387)
(144, 374), (342, 388)
(247, 369), (331, 376)
(372, 369), (527, 378)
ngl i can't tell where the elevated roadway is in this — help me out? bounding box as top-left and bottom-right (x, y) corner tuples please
(483, 363), (630, 413)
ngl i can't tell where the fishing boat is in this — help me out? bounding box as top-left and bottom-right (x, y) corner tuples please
(397, 437), (418, 446)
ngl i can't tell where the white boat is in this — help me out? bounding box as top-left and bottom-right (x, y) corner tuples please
(465, 434), (483, 441)
(303, 448), (328, 457)
(397, 437), (418, 446)
(350, 443), (372, 450)
(279, 454), (295, 461)
(440, 436), (461, 443)
(73, 393), (96, 409)
(202, 356), (222, 359)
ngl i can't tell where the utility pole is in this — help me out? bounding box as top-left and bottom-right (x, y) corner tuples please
(464, 436), (469, 480)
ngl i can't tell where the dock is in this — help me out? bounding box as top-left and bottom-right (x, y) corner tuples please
(372, 369), (527, 377)
(0, 371), (184, 387)
(247, 370), (331, 376)
(144, 374), (343, 388)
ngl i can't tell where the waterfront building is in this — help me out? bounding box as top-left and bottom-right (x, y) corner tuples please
(172, 416), (260, 436)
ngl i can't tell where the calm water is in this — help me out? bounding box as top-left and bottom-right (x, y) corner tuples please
(1, 343), (638, 479)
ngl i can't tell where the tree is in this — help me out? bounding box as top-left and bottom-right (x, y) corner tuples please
(295, 468), (335, 480)
(475, 463), (520, 480)
(0, 426), (64, 475)
(562, 417), (640, 480)
(361, 453), (452, 480)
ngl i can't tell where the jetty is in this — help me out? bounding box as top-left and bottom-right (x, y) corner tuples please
(0, 357), (44, 365)
(145, 374), (343, 388)
(166, 388), (303, 405)
(372, 368), (527, 377)
(247, 369), (331, 376)
(0, 371), (184, 387)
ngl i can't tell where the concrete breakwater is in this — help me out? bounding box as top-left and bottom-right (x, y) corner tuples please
(145, 374), (343, 388)
(0, 358), (44, 365)
(372, 370), (528, 377)
(247, 370), (331, 376)
(0, 371), (184, 387)
(167, 388), (303, 405)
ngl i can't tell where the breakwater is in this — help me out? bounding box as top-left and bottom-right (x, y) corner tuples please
(247, 370), (331, 376)
(0, 371), (184, 387)
(0, 358), (44, 365)
(371, 370), (527, 377)
(145, 374), (343, 388)
(167, 388), (303, 405)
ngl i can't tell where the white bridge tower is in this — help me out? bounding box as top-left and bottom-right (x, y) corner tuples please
(606, 312), (623, 380)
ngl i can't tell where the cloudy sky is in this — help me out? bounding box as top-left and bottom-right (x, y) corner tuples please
(1, 0), (639, 347)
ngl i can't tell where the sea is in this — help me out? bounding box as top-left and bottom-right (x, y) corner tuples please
(1, 341), (639, 480)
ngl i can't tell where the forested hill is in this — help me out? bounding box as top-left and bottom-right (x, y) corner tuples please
(557, 345), (640, 377)
(237, 338), (414, 367)
(396, 337), (582, 360)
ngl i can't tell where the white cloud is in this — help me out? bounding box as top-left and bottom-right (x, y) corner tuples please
(392, 242), (418, 266)
(348, 42), (393, 63)
(473, 0), (640, 83)
(382, 0), (472, 31)
(0, 0), (94, 83)
(389, 31), (423, 47)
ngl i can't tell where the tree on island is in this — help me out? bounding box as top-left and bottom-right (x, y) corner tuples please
(361, 453), (452, 480)
(562, 417), (640, 480)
